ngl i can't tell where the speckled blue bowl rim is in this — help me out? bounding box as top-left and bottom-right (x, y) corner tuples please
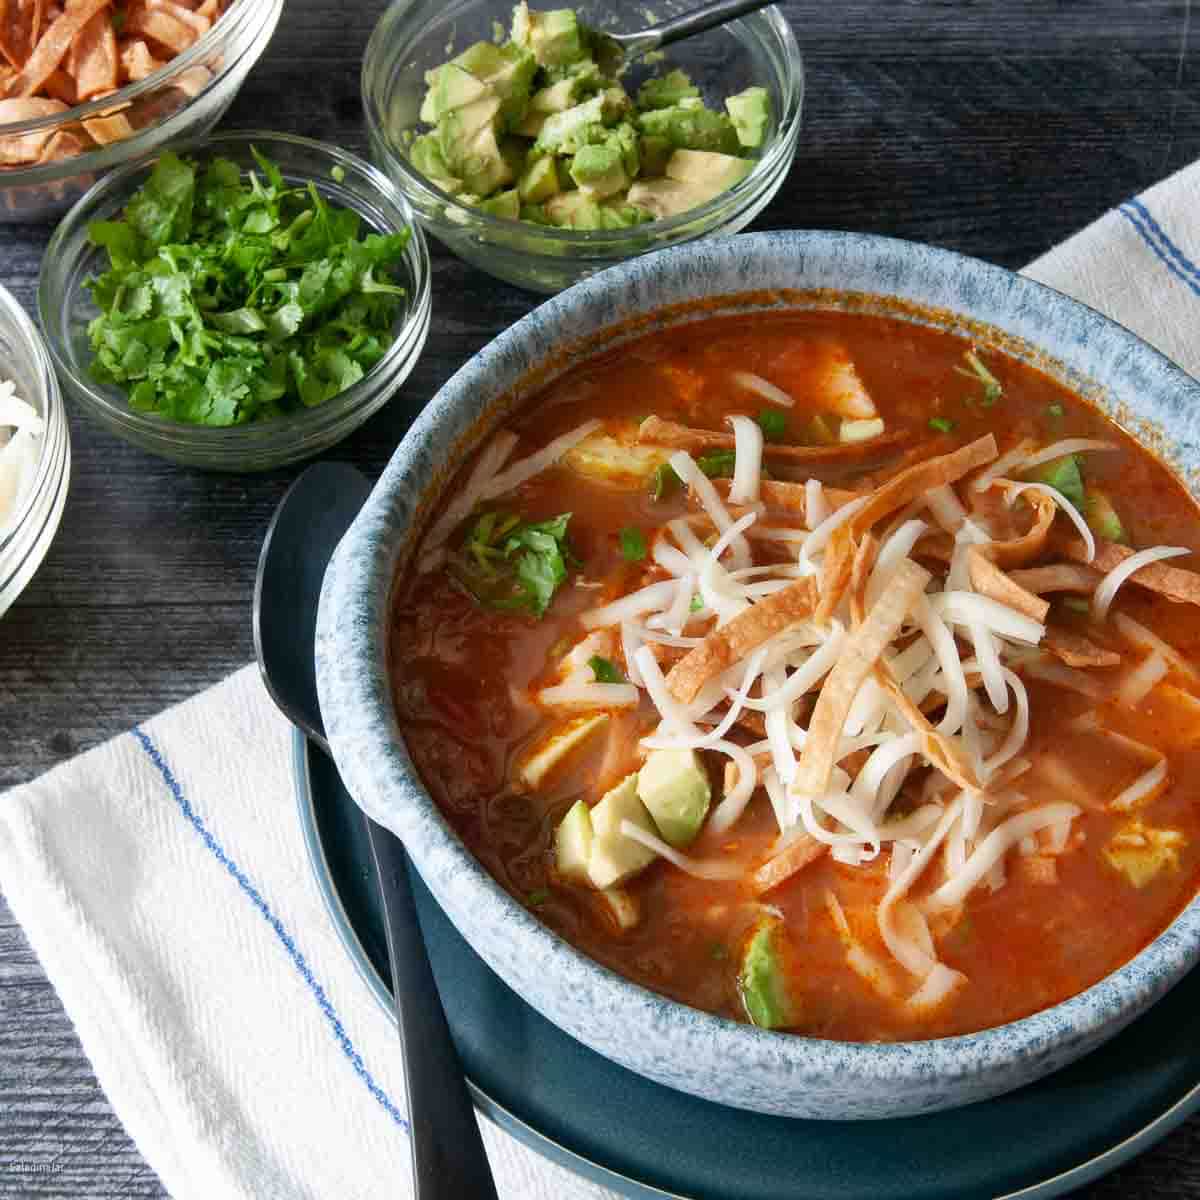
(316, 230), (1200, 1120)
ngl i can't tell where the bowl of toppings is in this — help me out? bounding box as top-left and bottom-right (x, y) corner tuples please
(316, 229), (1200, 1120)
(0, 0), (284, 223)
(38, 130), (432, 471)
(362, 0), (802, 293)
(0, 282), (69, 617)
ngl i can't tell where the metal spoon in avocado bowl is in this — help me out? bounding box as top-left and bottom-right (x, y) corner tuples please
(253, 462), (498, 1200)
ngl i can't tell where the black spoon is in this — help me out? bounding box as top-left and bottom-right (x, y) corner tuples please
(253, 461), (499, 1200)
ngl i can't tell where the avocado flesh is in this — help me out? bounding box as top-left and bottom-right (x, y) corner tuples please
(555, 798), (594, 882)
(1086, 488), (1127, 543)
(738, 918), (798, 1030)
(1024, 454), (1085, 509)
(725, 85), (771, 148)
(587, 773), (659, 889)
(637, 748), (711, 847)
(637, 68), (700, 111)
(519, 154), (560, 202)
(626, 176), (720, 219)
(665, 148), (753, 190)
(570, 143), (628, 197)
(422, 63), (492, 125)
(636, 104), (740, 153)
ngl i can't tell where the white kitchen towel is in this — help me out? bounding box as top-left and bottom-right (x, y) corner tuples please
(2, 160), (1200, 1200)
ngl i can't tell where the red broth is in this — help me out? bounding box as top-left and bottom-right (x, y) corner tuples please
(389, 310), (1200, 1041)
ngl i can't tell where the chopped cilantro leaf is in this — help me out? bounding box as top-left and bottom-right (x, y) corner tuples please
(527, 889), (551, 907)
(84, 149), (410, 426)
(928, 416), (955, 433)
(709, 942), (729, 961)
(458, 510), (574, 617)
(689, 594), (704, 612)
(696, 449), (737, 478)
(757, 409), (787, 440)
(955, 348), (1003, 406)
(589, 655), (625, 683)
(650, 461), (680, 501)
(1046, 402), (1064, 420)
(620, 526), (647, 561)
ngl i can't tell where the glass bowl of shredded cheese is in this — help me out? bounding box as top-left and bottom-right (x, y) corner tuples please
(0, 283), (69, 617)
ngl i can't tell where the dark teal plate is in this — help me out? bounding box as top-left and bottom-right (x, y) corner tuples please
(294, 732), (1200, 1199)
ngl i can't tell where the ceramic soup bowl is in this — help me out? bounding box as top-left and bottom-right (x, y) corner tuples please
(314, 230), (1200, 1119)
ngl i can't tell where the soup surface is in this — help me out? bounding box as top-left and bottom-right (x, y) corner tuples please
(390, 309), (1200, 1041)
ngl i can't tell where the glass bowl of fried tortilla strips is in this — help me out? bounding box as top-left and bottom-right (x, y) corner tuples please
(0, 0), (283, 223)
(38, 130), (432, 471)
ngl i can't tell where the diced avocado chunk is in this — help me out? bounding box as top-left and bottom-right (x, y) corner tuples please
(520, 202), (552, 224)
(665, 148), (753, 190)
(519, 153), (560, 202)
(637, 105), (740, 153)
(479, 187), (521, 219)
(570, 143), (628, 197)
(421, 63), (493, 126)
(545, 188), (603, 228)
(587, 773), (659, 889)
(512, 4), (585, 67)
(597, 198), (652, 229)
(637, 748), (711, 847)
(1104, 819), (1186, 888)
(1087, 488), (1127, 544)
(530, 64), (602, 112)
(637, 68), (700, 111)
(725, 85), (771, 148)
(597, 886), (641, 931)
(738, 918), (799, 1030)
(409, 133), (463, 193)
(532, 93), (610, 155)
(639, 134), (672, 177)
(515, 109), (548, 138)
(1024, 454), (1085, 510)
(451, 41), (538, 129)
(440, 95), (514, 196)
(521, 713), (609, 789)
(626, 176), (719, 219)
(555, 798), (594, 883)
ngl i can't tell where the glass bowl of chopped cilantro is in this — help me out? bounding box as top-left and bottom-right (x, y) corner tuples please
(38, 131), (432, 471)
(362, 0), (803, 294)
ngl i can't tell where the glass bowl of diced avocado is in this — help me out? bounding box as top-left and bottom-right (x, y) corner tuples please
(38, 131), (432, 472)
(362, 0), (803, 293)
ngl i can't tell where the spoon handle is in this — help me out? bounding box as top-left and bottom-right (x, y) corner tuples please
(634, 0), (776, 54)
(366, 819), (499, 1200)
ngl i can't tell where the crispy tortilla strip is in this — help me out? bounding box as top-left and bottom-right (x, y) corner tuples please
(977, 486), (1058, 570)
(67, 5), (117, 99)
(848, 531), (878, 627)
(917, 668), (984, 716)
(847, 435), (998, 539)
(645, 641), (688, 671)
(1056, 534), (1200, 606)
(815, 525), (855, 624)
(117, 35), (162, 79)
(148, 0), (211, 38)
(39, 63), (73, 99)
(36, 123), (85, 158)
(1007, 563), (1099, 595)
(711, 702), (767, 739)
(792, 559), (931, 800)
(702, 476), (860, 519)
(0, 0), (31, 70)
(665, 576), (818, 704)
(877, 663), (981, 793)
(966, 546), (1050, 623)
(169, 61), (208, 97)
(122, 3), (199, 55)
(1041, 626), (1120, 668)
(0, 93), (64, 159)
(639, 415), (911, 463)
(751, 833), (827, 896)
(82, 97), (132, 143)
(2, 0), (110, 97)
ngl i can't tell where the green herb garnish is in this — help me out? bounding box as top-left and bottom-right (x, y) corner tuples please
(84, 149), (410, 425)
(757, 409), (787, 440)
(527, 889), (551, 907)
(696, 449), (737, 478)
(588, 655), (625, 683)
(709, 942), (729, 961)
(928, 416), (955, 433)
(650, 461), (680, 501)
(1062, 596), (1091, 614)
(956, 348), (1003, 407)
(1046, 402), (1064, 420)
(458, 510), (574, 617)
(619, 526), (647, 561)
(690, 594), (704, 612)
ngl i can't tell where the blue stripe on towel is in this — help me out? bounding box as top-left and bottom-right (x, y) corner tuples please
(132, 728), (409, 1133)
(1125, 196), (1200, 286)
(1118, 201), (1200, 299)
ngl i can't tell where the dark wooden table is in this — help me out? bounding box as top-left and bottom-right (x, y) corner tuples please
(2, 0), (1200, 1195)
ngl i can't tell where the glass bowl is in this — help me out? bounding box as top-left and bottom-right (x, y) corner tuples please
(0, 284), (69, 617)
(38, 131), (433, 473)
(362, 0), (803, 293)
(0, 0), (284, 224)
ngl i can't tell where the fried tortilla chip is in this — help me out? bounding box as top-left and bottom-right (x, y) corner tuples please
(117, 35), (161, 80)
(67, 5), (117, 100)
(1056, 534), (1200, 606)
(1041, 626), (1121, 669)
(848, 531), (878, 627)
(966, 547), (1050, 623)
(2, 0), (110, 97)
(701, 476), (861, 519)
(815, 524), (855, 624)
(665, 576), (818, 704)
(751, 832), (827, 896)
(1006, 563), (1100, 595)
(0, 93), (65, 159)
(977, 485), (1058, 570)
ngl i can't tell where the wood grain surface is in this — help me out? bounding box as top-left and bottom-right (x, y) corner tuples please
(3, 0), (1200, 1195)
